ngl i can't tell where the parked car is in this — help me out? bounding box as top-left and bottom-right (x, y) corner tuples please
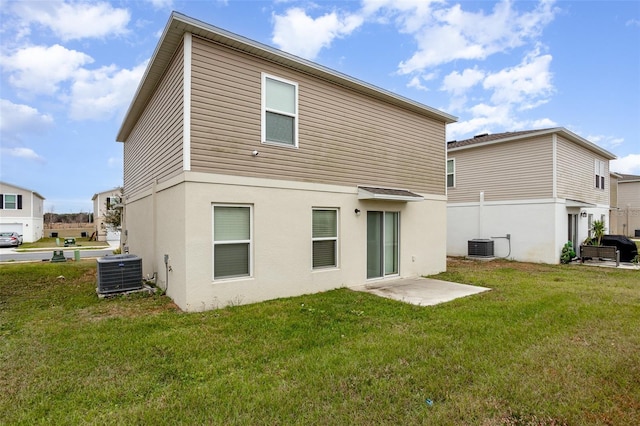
(587, 235), (639, 262)
(0, 232), (22, 247)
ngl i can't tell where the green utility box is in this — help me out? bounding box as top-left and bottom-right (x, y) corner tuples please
(51, 250), (66, 263)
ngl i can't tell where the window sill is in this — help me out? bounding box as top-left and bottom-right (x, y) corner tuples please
(212, 275), (254, 284)
(261, 141), (298, 149)
(312, 266), (339, 273)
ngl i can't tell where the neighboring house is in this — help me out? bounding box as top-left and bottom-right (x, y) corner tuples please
(0, 181), (45, 243)
(610, 173), (640, 237)
(446, 128), (616, 264)
(92, 188), (122, 242)
(116, 12), (456, 311)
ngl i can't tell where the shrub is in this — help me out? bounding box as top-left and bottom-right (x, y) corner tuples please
(560, 241), (575, 264)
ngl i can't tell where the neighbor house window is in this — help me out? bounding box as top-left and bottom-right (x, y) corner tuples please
(213, 205), (252, 280)
(262, 73), (298, 147)
(0, 194), (21, 210)
(312, 209), (338, 269)
(595, 159), (605, 189)
(447, 159), (455, 188)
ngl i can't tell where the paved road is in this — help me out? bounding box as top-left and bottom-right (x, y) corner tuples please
(0, 245), (118, 263)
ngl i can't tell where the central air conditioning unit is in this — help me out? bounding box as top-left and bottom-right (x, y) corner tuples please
(468, 239), (495, 257)
(96, 254), (143, 295)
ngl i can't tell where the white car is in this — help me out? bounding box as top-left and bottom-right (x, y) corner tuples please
(0, 232), (23, 247)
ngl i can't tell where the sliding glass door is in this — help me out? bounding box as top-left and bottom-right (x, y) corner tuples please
(367, 211), (399, 279)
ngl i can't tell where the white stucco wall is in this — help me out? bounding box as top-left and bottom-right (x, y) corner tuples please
(125, 173), (447, 311)
(447, 198), (610, 264)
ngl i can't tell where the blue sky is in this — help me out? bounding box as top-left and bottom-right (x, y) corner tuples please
(1, 0), (639, 213)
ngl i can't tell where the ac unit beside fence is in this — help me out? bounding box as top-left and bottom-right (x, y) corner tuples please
(468, 239), (495, 257)
(96, 254), (143, 295)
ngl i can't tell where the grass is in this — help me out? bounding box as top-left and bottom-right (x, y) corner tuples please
(18, 237), (109, 250)
(1, 258), (639, 425)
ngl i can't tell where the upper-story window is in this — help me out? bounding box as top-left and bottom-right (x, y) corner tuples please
(595, 159), (605, 190)
(262, 73), (298, 147)
(0, 194), (21, 210)
(446, 159), (455, 188)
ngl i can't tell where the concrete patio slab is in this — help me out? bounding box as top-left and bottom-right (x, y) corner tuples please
(351, 277), (491, 306)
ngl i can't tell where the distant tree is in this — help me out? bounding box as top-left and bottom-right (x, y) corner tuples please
(103, 187), (123, 229)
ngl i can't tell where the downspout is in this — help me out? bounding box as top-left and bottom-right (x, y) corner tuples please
(478, 191), (484, 238)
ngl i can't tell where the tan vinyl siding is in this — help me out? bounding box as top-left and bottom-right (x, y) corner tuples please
(124, 43), (185, 197)
(190, 37), (446, 195)
(618, 181), (640, 207)
(556, 135), (609, 205)
(610, 175), (619, 208)
(447, 135), (553, 203)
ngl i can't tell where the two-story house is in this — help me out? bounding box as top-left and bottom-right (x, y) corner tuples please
(91, 188), (122, 242)
(0, 181), (45, 243)
(610, 173), (640, 237)
(446, 128), (616, 264)
(116, 12), (456, 311)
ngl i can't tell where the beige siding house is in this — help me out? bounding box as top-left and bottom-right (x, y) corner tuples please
(610, 173), (640, 237)
(447, 128), (616, 264)
(0, 181), (45, 243)
(116, 12), (456, 311)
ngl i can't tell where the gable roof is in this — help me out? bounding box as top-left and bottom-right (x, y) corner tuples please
(0, 181), (45, 200)
(447, 127), (616, 160)
(617, 173), (640, 183)
(91, 187), (122, 201)
(116, 12), (456, 142)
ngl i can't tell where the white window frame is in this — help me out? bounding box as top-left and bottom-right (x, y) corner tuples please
(212, 204), (253, 281)
(312, 208), (339, 270)
(594, 159), (605, 190)
(446, 159), (455, 188)
(3, 194), (18, 210)
(261, 73), (298, 148)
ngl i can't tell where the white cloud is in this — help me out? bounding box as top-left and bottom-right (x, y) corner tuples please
(361, 0), (442, 32)
(611, 154), (640, 175)
(1, 147), (45, 162)
(1, 44), (93, 95)
(442, 67), (485, 95)
(626, 18), (640, 27)
(0, 99), (54, 136)
(68, 61), (148, 121)
(586, 134), (625, 150)
(272, 7), (364, 59)
(483, 48), (554, 106)
(394, 0), (557, 73)
(446, 101), (557, 141)
(407, 72), (437, 91)
(11, 1), (130, 41)
(145, 0), (174, 9)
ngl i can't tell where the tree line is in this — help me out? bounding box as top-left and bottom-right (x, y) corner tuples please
(45, 213), (93, 224)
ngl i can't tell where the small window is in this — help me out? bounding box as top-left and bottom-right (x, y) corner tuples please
(312, 209), (338, 269)
(446, 159), (455, 188)
(262, 73), (298, 147)
(213, 205), (252, 280)
(595, 160), (605, 190)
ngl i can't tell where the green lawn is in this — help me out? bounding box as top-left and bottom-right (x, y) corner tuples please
(18, 237), (109, 250)
(1, 259), (639, 425)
